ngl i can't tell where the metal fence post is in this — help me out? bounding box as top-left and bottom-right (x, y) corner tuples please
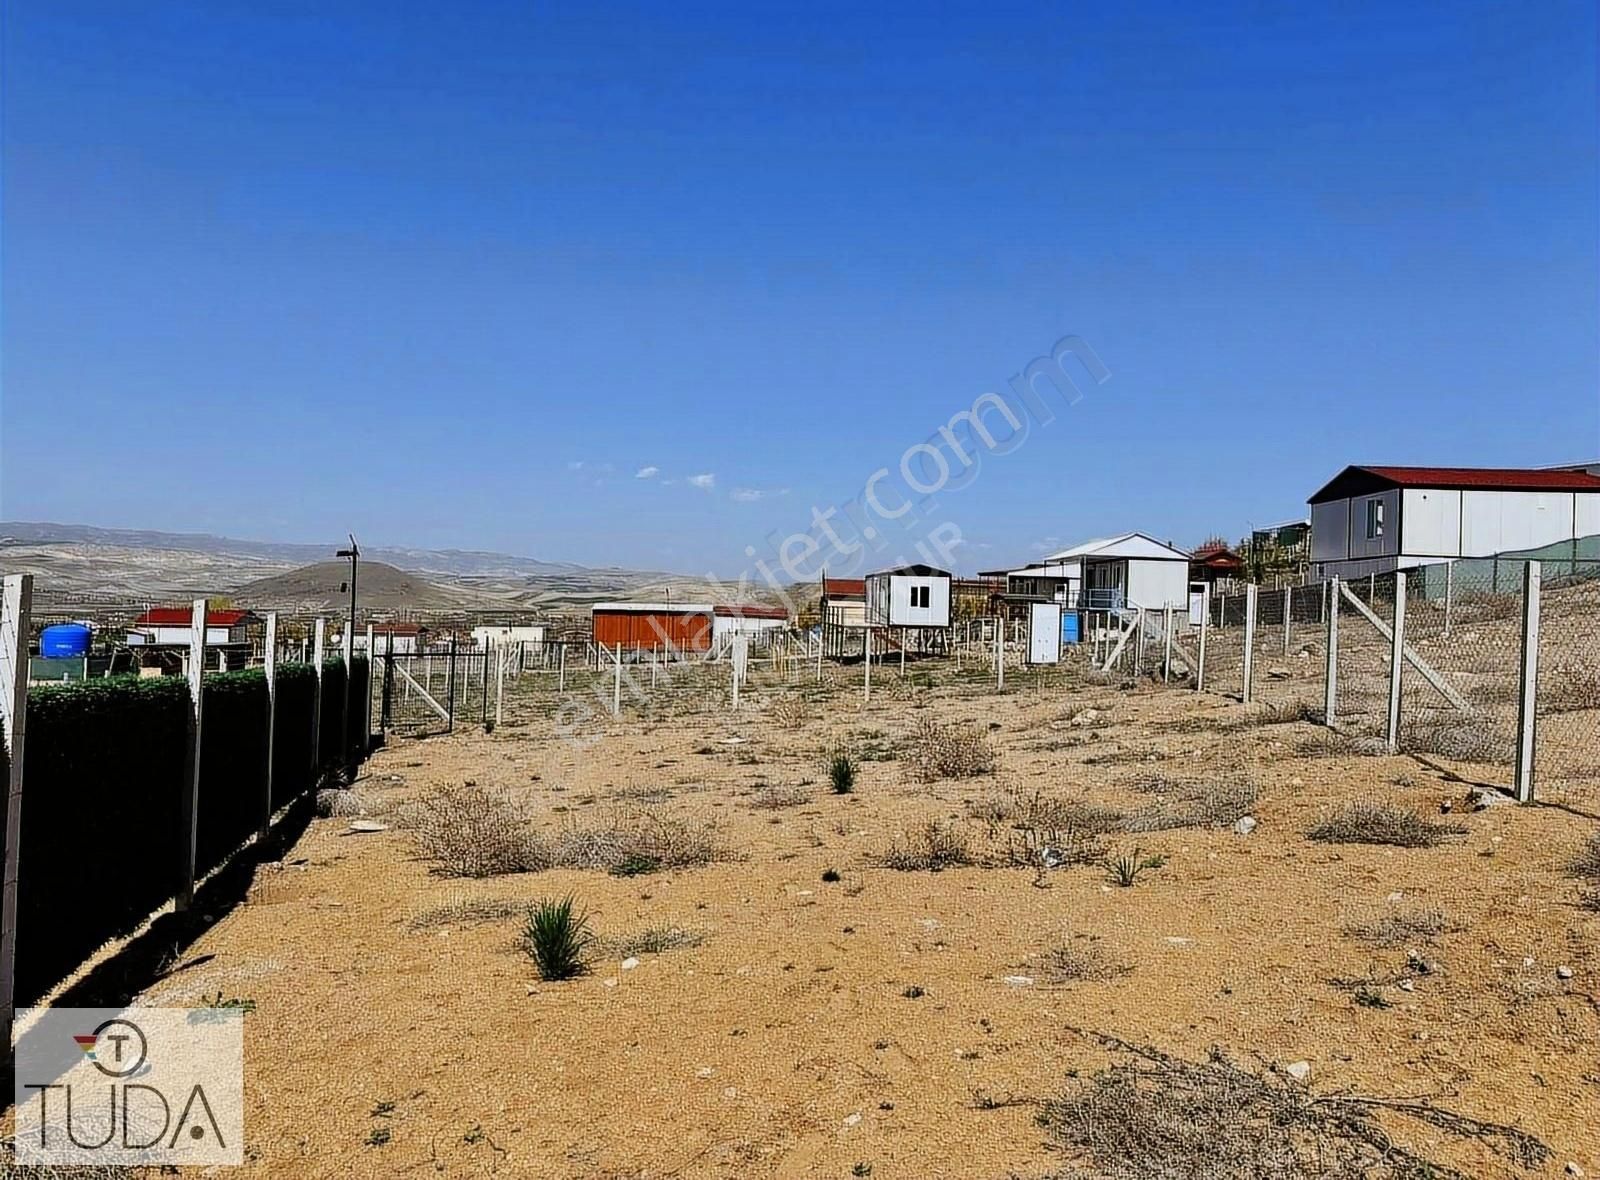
(995, 619), (1004, 691)
(1196, 586), (1210, 691)
(177, 598), (208, 911)
(864, 627), (873, 701)
(363, 623), (374, 750)
(612, 642), (622, 718)
(558, 642), (566, 693)
(1514, 561), (1542, 803)
(1386, 570), (1407, 753)
(1162, 604), (1174, 684)
(260, 612), (278, 839)
(1242, 585), (1257, 704)
(1323, 578), (1339, 726)
(1444, 560), (1454, 638)
(1283, 585), (1293, 656)
(0, 574), (34, 1051)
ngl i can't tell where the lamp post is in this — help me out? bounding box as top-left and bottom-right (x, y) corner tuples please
(336, 534), (359, 775)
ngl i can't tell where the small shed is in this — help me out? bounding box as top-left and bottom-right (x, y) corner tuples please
(819, 574), (867, 658)
(591, 602), (713, 653)
(864, 564), (952, 629)
(471, 623), (546, 650)
(126, 608), (258, 648)
(989, 535), (1190, 612)
(1189, 542), (1245, 588)
(359, 621), (425, 654)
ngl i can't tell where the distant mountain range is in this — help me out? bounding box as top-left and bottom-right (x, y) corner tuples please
(0, 522), (771, 613)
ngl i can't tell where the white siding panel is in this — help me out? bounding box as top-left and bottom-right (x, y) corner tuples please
(1461, 491), (1571, 554)
(1310, 500), (1350, 564)
(1401, 488), (1461, 557)
(1575, 493), (1600, 538)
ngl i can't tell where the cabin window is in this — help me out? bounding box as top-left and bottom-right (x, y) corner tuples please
(1365, 499), (1385, 540)
(911, 585), (930, 608)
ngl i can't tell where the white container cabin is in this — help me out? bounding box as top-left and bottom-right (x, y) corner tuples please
(864, 564), (952, 629)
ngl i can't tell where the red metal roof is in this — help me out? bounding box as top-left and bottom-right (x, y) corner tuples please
(822, 577), (865, 598)
(713, 604), (787, 620)
(1311, 465), (1600, 502)
(371, 621), (424, 635)
(135, 608), (253, 627)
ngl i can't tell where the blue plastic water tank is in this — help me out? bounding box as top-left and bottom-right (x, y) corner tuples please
(1060, 611), (1081, 645)
(40, 622), (92, 658)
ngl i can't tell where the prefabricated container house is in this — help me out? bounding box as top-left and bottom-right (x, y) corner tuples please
(591, 602), (714, 653)
(471, 624), (546, 650)
(864, 565), (952, 629)
(712, 603), (788, 640)
(985, 534), (1191, 612)
(1308, 465), (1600, 582)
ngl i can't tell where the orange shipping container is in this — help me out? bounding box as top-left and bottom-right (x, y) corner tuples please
(591, 604), (713, 652)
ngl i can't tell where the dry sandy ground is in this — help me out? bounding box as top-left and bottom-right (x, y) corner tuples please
(138, 665), (1600, 1179)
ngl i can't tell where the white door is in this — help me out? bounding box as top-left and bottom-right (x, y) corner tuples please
(1029, 603), (1062, 664)
(1188, 582), (1207, 626)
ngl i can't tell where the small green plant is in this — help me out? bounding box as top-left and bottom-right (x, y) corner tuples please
(902, 984), (926, 999)
(852, 1164), (874, 1177)
(1353, 985), (1390, 1010)
(829, 753), (856, 794)
(371, 1100), (395, 1117)
(1104, 848), (1165, 887)
(610, 852), (662, 877)
(365, 1126), (392, 1147)
(199, 991), (256, 1012)
(822, 867), (842, 882)
(523, 895), (593, 981)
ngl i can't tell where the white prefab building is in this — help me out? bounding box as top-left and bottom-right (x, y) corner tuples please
(1308, 465), (1600, 580)
(471, 624), (546, 650)
(712, 604), (789, 639)
(988, 534), (1191, 612)
(864, 565), (952, 629)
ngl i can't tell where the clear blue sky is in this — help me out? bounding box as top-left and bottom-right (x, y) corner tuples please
(3, 1), (1595, 577)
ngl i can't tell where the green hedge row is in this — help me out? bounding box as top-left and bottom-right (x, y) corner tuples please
(10, 660), (369, 1005)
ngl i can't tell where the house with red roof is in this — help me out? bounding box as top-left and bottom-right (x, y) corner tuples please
(127, 607), (260, 648)
(1308, 465), (1600, 581)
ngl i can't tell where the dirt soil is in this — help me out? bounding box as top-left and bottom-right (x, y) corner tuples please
(139, 665), (1600, 1178)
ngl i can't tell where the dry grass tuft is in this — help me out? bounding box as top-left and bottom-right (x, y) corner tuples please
(967, 786), (1123, 835)
(1036, 936), (1128, 984)
(1040, 1030), (1549, 1180)
(905, 716), (996, 782)
(406, 896), (527, 930)
(315, 787), (364, 818)
(882, 820), (973, 871)
(1541, 665), (1600, 714)
(1343, 907), (1456, 949)
(604, 924), (705, 957)
(1123, 773), (1258, 833)
(769, 694), (809, 729)
(1306, 801), (1466, 849)
(409, 784), (549, 878)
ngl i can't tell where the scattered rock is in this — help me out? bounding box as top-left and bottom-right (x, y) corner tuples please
(1387, 891), (1405, 902)
(1564, 1163), (1583, 1178)
(842, 1112), (862, 1127)
(620, 957), (641, 971)
(1233, 816), (1258, 836)
(1557, 965), (1574, 981)
(1265, 667), (1291, 680)
(1071, 708), (1101, 727)
(1284, 1061), (1311, 1082)
(347, 819), (388, 833)
(1398, 979), (1416, 992)
(696, 1066), (714, 1078)
(1466, 786), (1511, 811)
(1002, 975), (1034, 987)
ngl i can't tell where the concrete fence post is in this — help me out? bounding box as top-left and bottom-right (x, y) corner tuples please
(864, 627), (872, 701)
(261, 612), (278, 840)
(1162, 604), (1174, 684)
(1444, 560), (1455, 638)
(310, 618), (326, 780)
(1283, 585), (1293, 656)
(612, 642), (622, 718)
(177, 598), (208, 912)
(1385, 570), (1407, 753)
(1196, 586), (1210, 691)
(1323, 578), (1339, 726)
(0, 574), (34, 1050)
(558, 643), (566, 693)
(995, 618), (1004, 691)
(1514, 561), (1542, 803)
(363, 623), (374, 751)
(1242, 585), (1257, 704)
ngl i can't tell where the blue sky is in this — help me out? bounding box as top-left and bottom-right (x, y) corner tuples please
(3, 1), (1595, 578)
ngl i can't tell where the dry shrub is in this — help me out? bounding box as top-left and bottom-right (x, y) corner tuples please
(769, 694), (809, 729)
(1003, 823), (1107, 871)
(1249, 699), (1322, 726)
(1542, 665), (1600, 714)
(410, 784), (548, 878)
(748, 783), (810, 809)
(1306, 801), (1466, 849)
(1040, 1032), (1549, 1180)
(550, 809), (724, 875)
(1124, 773), (1257, 833)
(315, 788), (364, 818)
(1568, 831), (1600, 882)
(1343, 907), (1455, 949)
(1037, 936), (1128, 984)
(882, 820), (973, 871)
(967, 786), (1123, 835)
(905, 716), (996, 782)
(1400, 714), (1504, 763)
